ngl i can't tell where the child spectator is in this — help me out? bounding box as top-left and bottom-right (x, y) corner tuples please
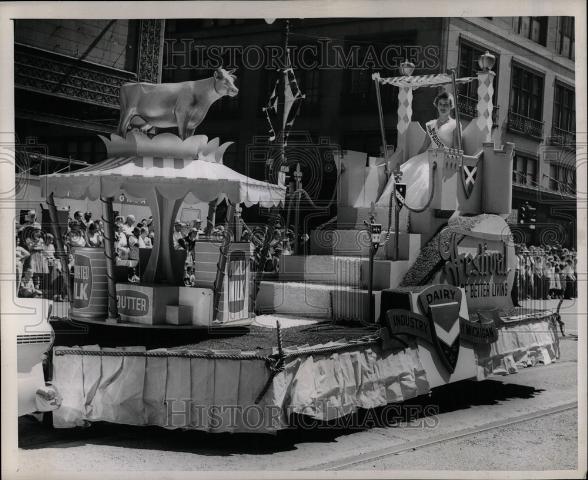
(19, 268), (42, 298)
(86, 222), (103, 248)
(139, 227), (152, 248)
(15, 234), (30, 291)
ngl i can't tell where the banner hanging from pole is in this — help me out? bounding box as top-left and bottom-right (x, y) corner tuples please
(394, 183), (406, 210)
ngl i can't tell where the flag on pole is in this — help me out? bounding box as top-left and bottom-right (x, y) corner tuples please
(394, 183), (406, 210)
(262, 50), (305, 143)
(262, 78), (280, 141)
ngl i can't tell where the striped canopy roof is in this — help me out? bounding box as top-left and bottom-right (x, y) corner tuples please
(374, 73), (476, 89)
(41, 155), (285, 208)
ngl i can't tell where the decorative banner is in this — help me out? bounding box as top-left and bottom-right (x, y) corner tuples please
(461, 164), (478, 199)
(384, 309), (431, 342)
(460, 317), (498, 344)
(394, 183), (406, 210)
(383, 284), (498, 374)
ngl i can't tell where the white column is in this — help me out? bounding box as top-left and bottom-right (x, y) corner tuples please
(476, 70), (496, 143)
(397, 86), (413, 135)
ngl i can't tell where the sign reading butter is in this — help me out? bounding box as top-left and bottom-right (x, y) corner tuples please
(73, 254), (92, 309)
(436, 219), (515, 311)
(117, 289), (150, 317)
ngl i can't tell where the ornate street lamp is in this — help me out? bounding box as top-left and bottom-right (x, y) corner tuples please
(478, 51), (496, 72)
(399, 59), (415, 76)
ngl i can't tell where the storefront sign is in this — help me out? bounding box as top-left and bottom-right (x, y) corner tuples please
(73, 254), (92, 308)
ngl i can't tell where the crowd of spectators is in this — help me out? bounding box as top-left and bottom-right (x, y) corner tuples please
(15, 209), (156, 299)
(17, 207), (579, 307)
(512, 243), (577, 306)
(15, 208), (218, 297)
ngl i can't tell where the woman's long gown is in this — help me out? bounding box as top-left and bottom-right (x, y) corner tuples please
(376, 118), (456, 209)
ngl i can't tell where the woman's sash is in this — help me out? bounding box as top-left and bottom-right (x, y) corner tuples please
(426, 122), (448, 149)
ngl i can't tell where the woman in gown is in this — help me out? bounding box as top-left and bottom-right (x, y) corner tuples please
(377, 91), (459, 210)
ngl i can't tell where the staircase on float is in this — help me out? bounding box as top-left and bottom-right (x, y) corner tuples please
(257, 205), (422, 323)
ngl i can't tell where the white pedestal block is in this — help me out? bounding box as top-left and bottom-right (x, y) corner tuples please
(331, 289), (382, 324)
(257, 281), (345, 319)
(178, 286), (214, 327)
(165, 305), (193, 325)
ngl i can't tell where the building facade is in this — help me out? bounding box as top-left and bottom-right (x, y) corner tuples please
(14, 17), (577, 247)
(162, 16), (577, 247)
(446, 17), (576, 247)
(14, 19), (165, 173)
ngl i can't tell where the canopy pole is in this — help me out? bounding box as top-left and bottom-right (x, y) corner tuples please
(205, 199), (218, 236)
(253, 207), (280, 310)
(234, 203), (242, 242)
(213, 201), (235, 322)
(46, 193), (71, 302)
(101, 196), (119, 322)
(450, 69), (463, 152)
(374, 73), (389, 178)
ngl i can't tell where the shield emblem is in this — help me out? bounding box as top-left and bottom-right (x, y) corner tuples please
(394, 183), (406, 210)
(429, 302), (461, 374)
(461, 165), (477, 199)
(417, 285), (463, 374)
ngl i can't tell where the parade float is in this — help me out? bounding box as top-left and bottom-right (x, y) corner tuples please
(20, 52), (561, 434)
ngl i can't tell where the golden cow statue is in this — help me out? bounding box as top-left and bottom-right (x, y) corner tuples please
(117, 67), (238, 140)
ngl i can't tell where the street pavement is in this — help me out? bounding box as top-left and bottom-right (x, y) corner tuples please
(16, 299), (581, 474)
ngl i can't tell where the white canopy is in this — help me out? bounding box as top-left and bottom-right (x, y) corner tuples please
(40, 138), (285, 283)
(41, 155), (285, 208)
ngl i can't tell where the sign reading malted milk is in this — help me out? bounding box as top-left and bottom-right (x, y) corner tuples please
(228, 252), (247, 316)
(73, 254), (92, 309)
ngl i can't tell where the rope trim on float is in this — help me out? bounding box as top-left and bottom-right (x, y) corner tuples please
(400, 162), (438, 214)
(54, 349), (273, 361)
(382, 162), (437, 246)
(52, 337), (379, 361)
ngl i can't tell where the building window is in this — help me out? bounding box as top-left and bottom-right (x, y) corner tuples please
(549, 164), (558, 190)
(457, 39), (499, 123)
(512, 152), (537, 186)
(508, 63), (544, 138)
(293, 43), (321, 113)
(552, 82), (575, 146)
(517, 17), (547, 46)
(300, 68), (320, 112)
(342, 131), (388, 158)
(547, 164), (575, 195)
(342, 41), (398, 114)
(557, 17), (575, 60)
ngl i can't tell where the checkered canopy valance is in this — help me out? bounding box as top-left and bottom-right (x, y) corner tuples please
(373, 73), (476, 89)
